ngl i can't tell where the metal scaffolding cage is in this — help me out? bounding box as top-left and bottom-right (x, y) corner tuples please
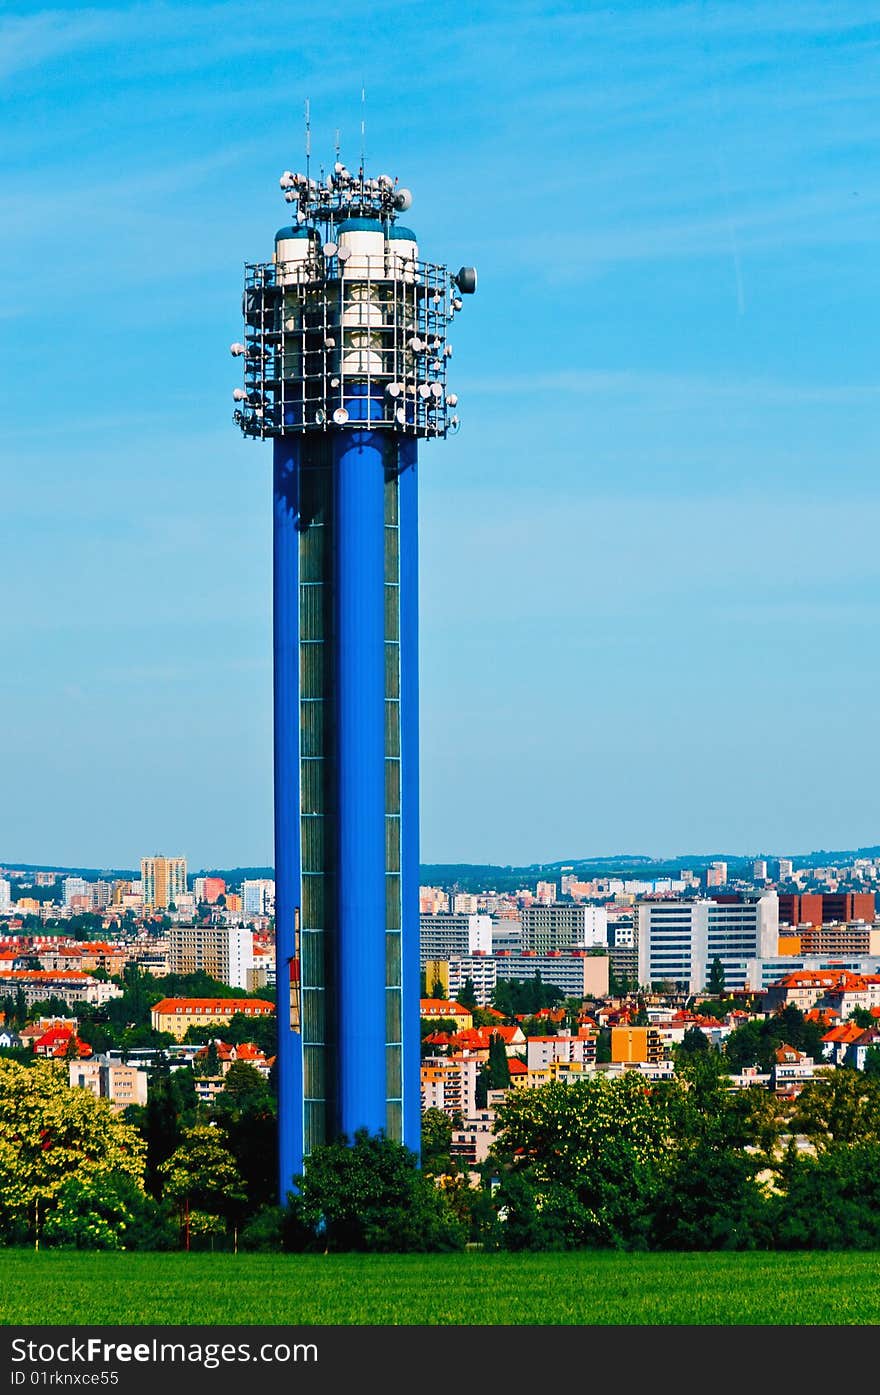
(234, 250), (461, 439)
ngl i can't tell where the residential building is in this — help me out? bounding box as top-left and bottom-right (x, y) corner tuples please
(610, 1025), (666, 1065)
(778, 858), (794, 880)
(535, 881), (556, 905)
(771, 1044), (815, 1094)
(705, 862), (728, 889)
(637, 893), (779, 993)
(168, 924), (254, 989)
(745, 953), (880, 991)
(420, 1053), (480, 1119)
(141, 855), (187, 911)
(442, 950), (609, 1006)
(419, 912), (492, 964)
(201, 877), (226, 904)
(753, 859), (768, 881)
(521, 904), (608, 952)
(150, 996), (274, 1039)
(3, 971), (122, 1009)
(764, 969), (880, 1015)
(451, 1109), (496, 1169)
(242, 879), (276, 917)
(526, 1029), (596, 1071)
(798, 922), (880, 956)
(69, 1057), (148, 1111)
(419, 886), (449, 915)
(62, 877), (90, 908)
(0, 880), (10, 915)
(778, 892), (875, 929)
(453, 893), (480, 915)
(93, 881), (113, 911)
(419, 999), (473, 1031)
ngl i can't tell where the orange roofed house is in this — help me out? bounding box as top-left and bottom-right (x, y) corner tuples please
(419, 998), (474, 1032)
(150, 997), (274, 1040)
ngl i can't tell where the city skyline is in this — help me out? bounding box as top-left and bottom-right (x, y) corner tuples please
(4, 2), (880, 869)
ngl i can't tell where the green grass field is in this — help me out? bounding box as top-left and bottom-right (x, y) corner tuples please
(0, 1251), (878, 1325)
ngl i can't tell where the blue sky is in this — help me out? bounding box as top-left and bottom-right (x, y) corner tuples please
(2, 1), (879, 870)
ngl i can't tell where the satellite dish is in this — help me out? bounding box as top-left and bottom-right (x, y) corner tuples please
(324, 335), (336, 348)
(444, 345), (453, 358)
(450, 415), (460, 430)
(452, 297), (463, 312)
(229, 343), (245, 356)
(395, 406), (407, 425)
(446, 393), (458, 407)
(454, 266), (477, 295)
(394, 187), (413, 211)
(408, 336), (423, 352)
(323, 242), (338, 258)
(284, 191), (297, 203)
(330, 377), (340, 388)
(385, 382), (403, 398)
(232, 388), (247, 401)
(315, 409), (326, 424)
(418, 384), (432, 399)
(333, 407), (350, 425)
(430, 382), (443, 399)
(337, 245), (352, 261)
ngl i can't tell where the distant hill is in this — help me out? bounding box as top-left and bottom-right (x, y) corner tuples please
(5, 845), (879, 892)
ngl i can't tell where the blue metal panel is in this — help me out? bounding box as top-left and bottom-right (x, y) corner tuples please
(273, 436), (304, 1198)
(333, 428), (388, 1138)
(398, 437), (421, 1157)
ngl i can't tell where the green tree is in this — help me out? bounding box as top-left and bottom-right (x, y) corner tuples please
(791, 1071), (880, 1151)
(159, 1125), (248, 1245)
(215, 1062), (271, 1111)
(487, 1032), (511, 1090)
(0, 1058), (145, 1241)
(285, 1129), (465, 1252)
(457, 978), (478, 1012)
(421, 1107), (456, 1176)
(491, 1075), (672, 1249)
(194, 1041), (221, 1077)
(849, 1007), (874, 1029)
(708, 957), (726, 996)
(771, 1144), (880, 1249)
(41, 1174), (176, 1251)
(676, 1026), (709, 1060)
(137, 1057), (198, 1197)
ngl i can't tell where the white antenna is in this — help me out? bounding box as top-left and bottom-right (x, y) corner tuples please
(305, 98), (311, 185)
(360, 82), (366, 178)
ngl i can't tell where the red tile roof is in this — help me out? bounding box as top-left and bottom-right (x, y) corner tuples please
(151, 997), (274, 1014)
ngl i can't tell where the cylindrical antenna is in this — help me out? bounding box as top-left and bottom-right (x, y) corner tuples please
(360, 83), (366, 182)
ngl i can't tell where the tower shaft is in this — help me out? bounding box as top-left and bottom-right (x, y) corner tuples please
(273, 431), (420, 1196)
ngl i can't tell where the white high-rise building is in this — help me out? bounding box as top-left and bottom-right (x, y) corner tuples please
(63, 876), (90, 907)
(242, 879), (276, 917)
(637, 893), (779, 994)
(0, 879), (11, 914)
